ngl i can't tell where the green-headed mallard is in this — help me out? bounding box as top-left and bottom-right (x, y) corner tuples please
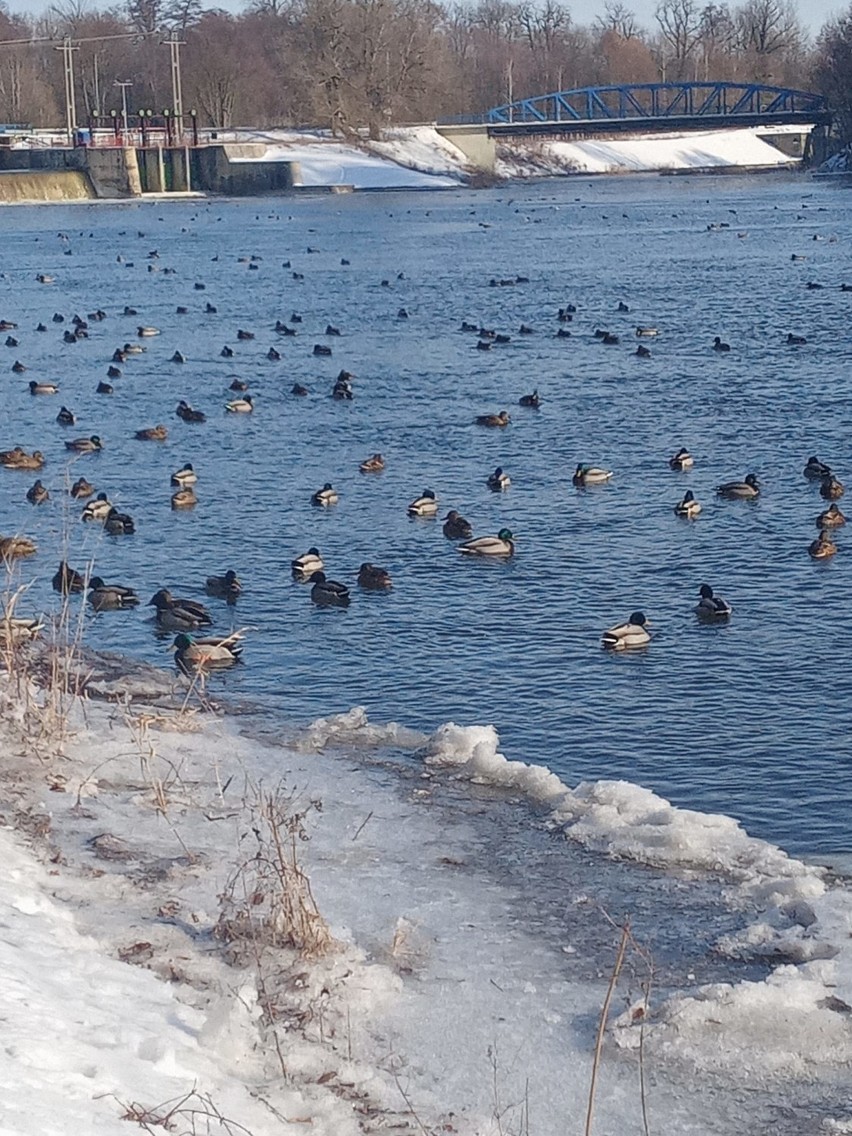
(408, 488), (438, 517)
(29, 380), (58, 395)
(310, 571), (350, 606)
(225, 394), (253, 413)
(52, 561), (85, 594)
(443, 510), (473, 540)
(137, 326), (160, 337)
(674, 489), (701, 518)
(669, 447), (693, 471)
(88, 577), (140, 611)
(717, 473), (759, 499)
(135, 424), (168, 442)
(81, 492), (111, 521)
(817, 503), (846, 529)
(475, 410), (511, 427)
(487, 467), (511, 491)
(312, 482), (338, 507)
(357, 562), (392, 590)
(602, 612), (650, 650)
(573, 463), (612, 487)
(695, 584), (732, 620)
(173, 631), (243, 673)
(65, 435), (102, 453)
(171, 462), (197, 487)
(148, 588), (212, 630)
(458, 528), (515, 557)
(292, 547), (323, 579)
(205, 569), (241, 600)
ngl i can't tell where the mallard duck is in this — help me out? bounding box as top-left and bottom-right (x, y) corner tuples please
(310, 571), (350, 606)
(717, 473), (759, 499)
(225, 395), (253, 413)
(817, 503), (846, 528)
(635, 326), (658, 337)
(669, 447), (694, 471)
(148, 588), (212, 630)
(0, 535), (37, 561)
(0, 615), (43, 644)
(171, 351), (186, 363)
(458, 528), (515, 557)
(205, 569), (241, 600)
(359, 453), (385, 473)
(176, 401), (206, 423)
(787, 332), (807, 345)
(70, 476), (93, 499)
(804, 456), (832, 480)
(712, 336), (731, 352)
(312, 482), (338, 507)
(236, 329), (254, 340)
(97, 382), (113, 395)
(809, 531), (837, 560)
(601, 612), (650, 650)
(30, 379), (57, 395)
(56, 406), (75, 425)
(123, 342), (145, 355)
(65, 435), (102, 453)
(695, 584), (732, 620)
(475, 410), (511, 427)
(291, 383), (308, 396)
(11, 361), (26, 373)
(408, 488), (438, 517)
(573, 463), (612, 487)
(1, 448), (45, 470)
(518, 391), (540, 408)
(357, 563), (392, 589)
(820, 474), (844, 501)
(292, 547), (323, 579)
(26, 480), (49, 505)
(81, 492), (112, 521)
(104, 507), (135, 535)
(135, 425), (168, 441)
(443, 510), (473, 540)
(171, 463), (197, 488)
(137, 326), (160, 337)
(487, 467), (511, 491)
(173, 632), (243, 673)
(171, 487), (197, 510)
(52, 561), (85, 594)
(88, 577), (140, 611)
(674, 489), (701, 518)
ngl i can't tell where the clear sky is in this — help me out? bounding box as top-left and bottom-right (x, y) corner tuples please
(3, 0), (845, 38)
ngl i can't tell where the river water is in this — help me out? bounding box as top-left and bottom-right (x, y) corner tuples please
(1, 171), (850, 859)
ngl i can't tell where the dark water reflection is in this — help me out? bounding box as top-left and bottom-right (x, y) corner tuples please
(1, 171), (850, 856)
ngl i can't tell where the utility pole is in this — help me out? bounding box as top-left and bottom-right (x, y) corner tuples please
(115, 79), (132, 140)
(162, 33), (185, 139)
(56, 37), (78, 145)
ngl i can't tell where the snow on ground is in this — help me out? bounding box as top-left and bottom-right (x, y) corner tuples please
(1, 674), (851, 1136)
(494, 126), (797, 177)
(365, 125), (474, 181)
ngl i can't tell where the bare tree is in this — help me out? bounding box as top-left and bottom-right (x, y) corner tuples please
(735, 0), (801, 56)
(596, 1), (640, 39)
(655, 0), (704, 77)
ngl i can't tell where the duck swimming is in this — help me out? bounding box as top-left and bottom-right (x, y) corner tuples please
(716, 473), (759, 499)
(309, 571), (350, 606)
(695, 583), (732, 620)
(601, 612), (650, 650)
(225, 395), (253, 413)
(173, 632), (243, 673)
(81, 492), (112, 521)
(205, 569), (241, 600)
(171, 463), (197, 487)
(135, 425), (168, 441)
(408, 488), (438, 516)
(148, 588), (212, 631)
(292, 547), (323, 579)
(804, 456), (831, 480)
(817, 503), (846, 528)
(52, 561), (85, 594)
(458, 528), (515, 557)
(518, 390), (540, 408)
(357, 563), (392, 590)
(70, 476), (93, 499)
(104, 507), (135, 535)
(56, 406), (75, 425)
(29, 380), (58, 395)
(674, 489), (701, 518)
(573, 463), (612, 487)
(26, 479), (49, 505)
(171, 487), (197, 510)
(176, 401), (206, 423)
(0, 535), (37, 561)
(312, 482), (338, 507)
(65, 435), (102, 453)
(487, 467), (511, 491)
(443, 510), (473, 540)
(475, 410), (511, 427)
(820, 474), (844, 501)
(809, 530), (837, 560)
(712, 336), (731, 352)
(669, 447), (693, 471)
(359, 453), (385, 473)
(88, 577), (140, 611)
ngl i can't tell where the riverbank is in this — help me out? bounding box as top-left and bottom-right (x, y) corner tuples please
(1, 651), (851, 1135)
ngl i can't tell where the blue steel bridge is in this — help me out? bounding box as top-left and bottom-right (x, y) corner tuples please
(444, 82), (831, 136)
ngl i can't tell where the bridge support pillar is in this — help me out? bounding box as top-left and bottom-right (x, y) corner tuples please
(435, 124), (496, 173)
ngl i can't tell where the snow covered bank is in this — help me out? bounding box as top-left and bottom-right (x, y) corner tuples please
(1, 673), (851, 1135)
(495, 126), (800, 177)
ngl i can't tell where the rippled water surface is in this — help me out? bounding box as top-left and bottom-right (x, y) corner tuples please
(2, 172), (851, 857)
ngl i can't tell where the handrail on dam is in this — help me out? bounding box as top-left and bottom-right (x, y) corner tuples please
(439, 82), (830, 129)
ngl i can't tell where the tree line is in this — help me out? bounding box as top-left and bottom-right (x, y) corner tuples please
(0, 0), (851, 140)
